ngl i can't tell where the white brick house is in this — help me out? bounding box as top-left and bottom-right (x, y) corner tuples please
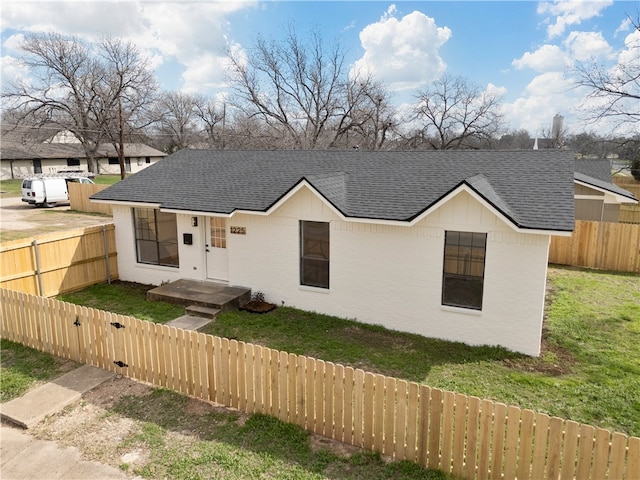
(92, 149), (577, 356)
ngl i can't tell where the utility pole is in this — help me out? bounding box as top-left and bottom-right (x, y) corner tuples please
(221, 103), (226, 150)
(118, 98), (126, 180)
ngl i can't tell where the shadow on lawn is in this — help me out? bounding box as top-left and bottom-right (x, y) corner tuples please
(201, 306), (525, 383)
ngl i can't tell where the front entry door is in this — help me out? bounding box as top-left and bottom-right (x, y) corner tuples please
(206, 217), (229, 282)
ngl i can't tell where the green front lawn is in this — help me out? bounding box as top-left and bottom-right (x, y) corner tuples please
(0, 339), (77, 402)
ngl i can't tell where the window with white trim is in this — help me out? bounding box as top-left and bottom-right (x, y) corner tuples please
(300, 221), (329, 289)
(133, 208), (179, 267)
(442, 231), (486, 310)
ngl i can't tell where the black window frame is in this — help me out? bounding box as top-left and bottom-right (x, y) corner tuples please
(300, 220), (330, 289)
(66, 158), (80, 166)
(442, 231), (487, 310)
(133, 208), (180, 267)
(108, 157), (119, 165)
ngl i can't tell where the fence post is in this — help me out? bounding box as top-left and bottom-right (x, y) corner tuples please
(32, 239), (43, 296)
(102, 225), (111, 284)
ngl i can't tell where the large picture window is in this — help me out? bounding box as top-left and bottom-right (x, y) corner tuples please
(133, 208), (179, 267)
(442, 231), (486, 310)
(300, 221), (329, 289)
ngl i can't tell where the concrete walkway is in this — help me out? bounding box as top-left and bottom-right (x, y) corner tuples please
(0, 365), (136, 479)
(0, 425), (131, 479)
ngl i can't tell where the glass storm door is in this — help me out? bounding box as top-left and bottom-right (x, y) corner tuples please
(206, 217), (229, 282)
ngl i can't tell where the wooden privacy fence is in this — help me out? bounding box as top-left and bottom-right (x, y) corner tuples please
(549, 220), (640, 273)
(619, 205), (640, 224)
(0, 225), (118, 296)
(68, 182), (112, 215)
(613, 176), (640, 199)
(1, 288), (638, 480)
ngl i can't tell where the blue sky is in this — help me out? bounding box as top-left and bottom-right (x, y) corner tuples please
(2, 1), (639, 136)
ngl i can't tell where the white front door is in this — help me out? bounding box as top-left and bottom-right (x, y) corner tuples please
(205, 217), (229, 282)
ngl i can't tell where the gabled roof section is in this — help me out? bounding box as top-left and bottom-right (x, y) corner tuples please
(304, 172), (348, 213)
(574, 159), (637, 202)
(464, 174), (517, 224)
(92, 149), (577, 232)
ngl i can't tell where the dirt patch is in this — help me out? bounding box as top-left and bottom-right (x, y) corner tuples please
(30, 374), (369, 473)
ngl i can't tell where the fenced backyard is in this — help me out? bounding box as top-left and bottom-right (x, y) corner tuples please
(0, 224), (118, 296)
(1, 288), (638, 480)
(549, 219), (640, 273)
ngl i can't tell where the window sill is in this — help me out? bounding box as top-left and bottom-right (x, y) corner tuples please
(136, 262), (179, 270)
(441, 305), (482, 316)
(299, 285), (330, 294)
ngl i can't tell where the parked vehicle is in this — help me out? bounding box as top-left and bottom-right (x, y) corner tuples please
(21, 175), (94, 208)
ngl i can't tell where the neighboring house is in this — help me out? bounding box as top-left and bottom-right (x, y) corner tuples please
(574, 159), (638, 222)
(0, 140), (167, 180)
(92, 149), (576, 356)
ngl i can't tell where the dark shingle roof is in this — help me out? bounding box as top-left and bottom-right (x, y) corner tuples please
(574, 159), (637, 201)
(0, 141), (166, 160)
(92, 149), (577, 231)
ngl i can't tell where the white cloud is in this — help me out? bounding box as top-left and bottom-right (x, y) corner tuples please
(503, 72), (576, 133)
(617, 28), (640, 67)
(614, 17), (632, 37)
(351, 9), (451, 91)
(0, 54), (30, 90)
(512, 44), (570, 72)
(537, 0), (613, 38)
(564, 31), (612, 61)
(1, 1), (256, 95)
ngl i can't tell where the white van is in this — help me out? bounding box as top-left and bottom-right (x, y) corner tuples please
(21, 176), (94, 208)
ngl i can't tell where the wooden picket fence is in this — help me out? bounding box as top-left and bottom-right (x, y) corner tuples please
(68, 182), (112, 215)
(0, 225), (118, 296)
(549, 220), (640, 273)
(1, 288), (638, 480)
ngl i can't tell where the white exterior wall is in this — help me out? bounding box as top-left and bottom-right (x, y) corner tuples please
(97, 157), (161, 175)
(1, 159), (90, 179)
(112, 206), (208, 286)
(227, 188), (549, 356)
(113, 187), (550, 356)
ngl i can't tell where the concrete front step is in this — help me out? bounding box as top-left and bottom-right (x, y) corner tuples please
(185, 304), (221, 319)
(147, 279), (251, 312)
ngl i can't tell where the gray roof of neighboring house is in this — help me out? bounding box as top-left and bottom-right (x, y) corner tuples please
(574, 159), (637, 201)
(92, 149), (577, 232)
(0, 141), (166, 160)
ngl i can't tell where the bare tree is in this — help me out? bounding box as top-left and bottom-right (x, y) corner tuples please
(226, 26), (395, 149)
(193, 95), (226, 148)
(412, 74), (504, 150)
(497, 129), (532, 150)
(328, 76), (396, 150)
(151, 91), (202, 152)
(573, 15), (640, 129)
(2, 32), (157, 175)
(96, 36), (158, 178)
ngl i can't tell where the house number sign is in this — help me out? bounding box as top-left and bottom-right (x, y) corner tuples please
(230, 226), (246, 235)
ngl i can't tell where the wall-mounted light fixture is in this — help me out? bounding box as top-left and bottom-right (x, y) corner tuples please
(191, 217), (198, 227)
